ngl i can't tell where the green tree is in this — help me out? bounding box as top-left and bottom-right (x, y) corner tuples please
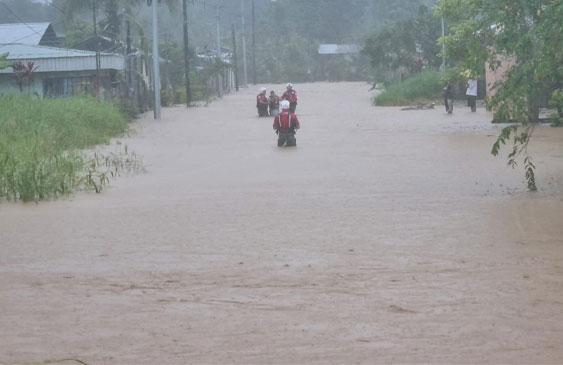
(59, 0), (134, 42)
(270, 0), (369, 43)
(436, 0), (563, 190)
(58, 0), (177, 43)
(362, 5), (442, 82)
(0, 53), (14, 71)
(101, 0), (120, 40)
(159, 41), (198, 91)
(253, 0), (436, 82)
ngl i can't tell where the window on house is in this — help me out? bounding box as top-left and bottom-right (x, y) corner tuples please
(70, 77), (93, 96)
(43, 77), (94, 98)
(43, 78), (66, 98)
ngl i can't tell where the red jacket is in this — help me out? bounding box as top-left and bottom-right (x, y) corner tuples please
(281, 89), (297, 103)
(256, 93), (268, 107)
(273, 110), (300, 133)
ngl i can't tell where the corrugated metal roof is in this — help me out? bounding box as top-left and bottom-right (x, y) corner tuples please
(0, 44), (124, 73)
(71, 35), (119, 53)
(318, 44), (361, 55)
(0, 43), (98, 59)
(0, 22), (51, 45)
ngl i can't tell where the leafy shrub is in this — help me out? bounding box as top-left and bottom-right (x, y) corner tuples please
(0, 95), (134, 202)
(113, 97), (139, 120)
(374, 71), (442, 106)
(173, 76), (213, 106)
(161, 89), (172, 107)
(174, 88), (186, 104)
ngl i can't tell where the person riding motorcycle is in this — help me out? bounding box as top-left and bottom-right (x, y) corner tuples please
(273, 100), (300, 147)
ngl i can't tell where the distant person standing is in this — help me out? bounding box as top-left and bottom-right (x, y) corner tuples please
(268, 90), (280, 116)
(443, 83), (454, 114)
(256, 87), (269, 117)
(466, 79), (477, 112)
(281, 83), (298, 113)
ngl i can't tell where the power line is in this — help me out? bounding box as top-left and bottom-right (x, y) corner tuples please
(197, 1), (241, 19)
(0, 0), (67, 45)
(43, 0), (66, 14)
(3, 32), (40, 45)
(0, 2), (44, 36)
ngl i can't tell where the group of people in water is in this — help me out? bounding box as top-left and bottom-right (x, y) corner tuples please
(257, 83), (298, 117)
(256, 83), (300, 147)
(259, 79), (479, 146)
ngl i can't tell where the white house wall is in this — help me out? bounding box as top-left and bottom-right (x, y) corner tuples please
(0, 75), (44, 97)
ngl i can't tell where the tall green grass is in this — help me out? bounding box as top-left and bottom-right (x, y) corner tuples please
(0, 95), (132, 202)
(374, 71), (442, 106)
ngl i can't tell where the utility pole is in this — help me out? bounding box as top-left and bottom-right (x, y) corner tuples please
(92, 1), (97, 36)
(216, 2), (223, 97)
(231, 24), (239, 91)
(441, 18), (446, 70)
(241, 0), (248, 87)
(152, 0), (161, 119)
(125, 18), (132, 107)
(251, 0), (256, 85)
(93, 1), (101, 100)
(126, 20), (132, 55)
(182, 0), (192, 106)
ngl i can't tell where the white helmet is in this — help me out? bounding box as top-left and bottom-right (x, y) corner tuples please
(286, 83), (293, 88)
(280, 100), (290, 110)
(259, 87), (266, 93)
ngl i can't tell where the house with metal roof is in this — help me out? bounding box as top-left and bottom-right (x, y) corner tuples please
(0, 43), (125, 98)
(0, 22), (62, 47)
(71, 35), (121, 53)
(318, 44), (361, 55)
(316, 44), (363, 82)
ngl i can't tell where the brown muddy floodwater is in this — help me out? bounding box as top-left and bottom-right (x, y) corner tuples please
(1, 82), (563, 364)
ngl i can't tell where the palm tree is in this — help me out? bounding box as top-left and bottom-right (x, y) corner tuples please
(59, 0), (177, 42)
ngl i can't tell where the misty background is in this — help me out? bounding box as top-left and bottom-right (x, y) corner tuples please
(1, 0), (438, 84)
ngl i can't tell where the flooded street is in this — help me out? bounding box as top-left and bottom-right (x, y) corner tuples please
(1, 82), (563, 364)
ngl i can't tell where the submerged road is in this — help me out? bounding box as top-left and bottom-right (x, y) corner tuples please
(1, 82), (563, 364)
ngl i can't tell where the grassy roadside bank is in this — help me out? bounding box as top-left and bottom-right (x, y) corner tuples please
(374, 71), (442, 106)
(0, 95), (136, 202)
